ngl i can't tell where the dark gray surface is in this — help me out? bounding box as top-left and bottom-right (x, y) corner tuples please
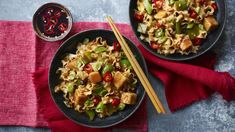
(0, 0), (235, 132)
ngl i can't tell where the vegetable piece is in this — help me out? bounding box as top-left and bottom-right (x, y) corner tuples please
(152, 0), (163, 9)
(180, 36), (192, 51)
(143, 0), (153, 14)
(94, 87), (108, 97)
(187, 23), (194, 29)
(120, 59), (131, 69)
(111, 98), (121, 107)
(67, 83), (74, 93)
(94, 46), (107, 53)
(113, 41), (121, 51)
(199, 0), (206, 5)
(85, 110), (95, 120)
(187, 24), (199, 40)
(194, 37), (202, 45)
(175, 0), (188, 11)
(189, 8), (197, 19)
(158, 36), (167, 44)
(113, 71), (127, 89)
(169, 0), (175, 5)
(90, 61), (102, 72)
(118, 103), (126, 111)
(83, 63), (93, 74)
(88, 72), (102, 84)
(211, 3), (217, 10)
(96, 102), (106, 112)
(84, 99), (93, 106)
(137, 23), (148, 34)
(74, 89), (88, 106)
(175, 22), (181, 34)
(103, 72), (113, 82)
(93, 97), (100, 106)
(154, 10), (167, 19)
(155, 28), (164, 38)
(134, 12), (144, 22)
(68, 71), (76, 80)
(84, 51), (92, 61)
(58, 23), (67, 32)
(203, 17), (218, 31)
(150, 41), (160, 50)
(102, 64), (114, 75)
(49, 16), (58, 26)
(195, 7), (201, 14)
(44, 24), (55, 35)
(121, 92), (137, 105)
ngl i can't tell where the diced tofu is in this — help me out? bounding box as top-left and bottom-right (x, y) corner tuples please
(180, 36), (192, 51)
(66, 59), (77, 69)
(154, 10), (167, 19)
(88, 72), (102, 84)
(113, 72), (127, 89)
(121, 92), (137, 105)
(203, 16), (218, 31)
(74, 89), (88, 106)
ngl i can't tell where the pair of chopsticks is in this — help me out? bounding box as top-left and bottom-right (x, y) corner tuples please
(106, 16), (166, 114)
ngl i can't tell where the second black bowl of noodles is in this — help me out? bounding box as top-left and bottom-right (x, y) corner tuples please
(129, 0), (226, 61)
(49, 29), (147, 128)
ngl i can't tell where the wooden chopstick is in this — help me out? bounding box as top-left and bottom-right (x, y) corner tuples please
(106, 16), (166, 114)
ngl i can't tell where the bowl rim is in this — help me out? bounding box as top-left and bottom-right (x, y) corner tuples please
(48, 29), (147, 128)
(32, 2), (73, 42)
(128, 0), (227, 61)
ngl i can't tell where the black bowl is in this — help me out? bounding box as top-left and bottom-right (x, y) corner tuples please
(129, 0), (226, 61)
(49, 29), (147, 128)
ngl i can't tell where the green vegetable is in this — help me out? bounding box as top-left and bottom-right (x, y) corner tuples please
(107, 106), (117, 115)
(84, 99), (93, 106)
(175, 0), (188, 11)
(118, 103), (126, 111)
(169, 0), (175, 5)
(96, 102), (106, 112)
(77, 79), (83, 85)
(155, 29), (164, 38)
(80, 57), (90, 65)
(198, 24), (204, 30)
(102, 64), (114, 75)
(83, 38), (89, 44)
(195, 7), (201, 14)
(94, 87), (108, 97)
(67, 83), (74, 93)
(187, 24), (199, 40)
(143, 0), (152, 14)
(91, 61), (102, 72)
(76, 60), (82, 68)
(121, 59), (132, 69)
(187, 23), (194, 29)
(85, 110), (95, 120)
(84, 51), (92, 61)
(68, 71), (76, 80)
(175, 22), (181, 34)
(158, 36), (167, 44)
(94, 46), (107, 53)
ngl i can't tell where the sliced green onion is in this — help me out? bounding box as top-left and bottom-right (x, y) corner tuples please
(94, 46), (107, 53)
(143, 0), (153, 14)
(85, 110), (95, 120)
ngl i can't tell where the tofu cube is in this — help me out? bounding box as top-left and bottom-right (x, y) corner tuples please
(66, 59), (77, 69)
(88, 72), (102, 84)
(74, 89), (88, 106)
(180, 36), (192, 51)
(121, 92), (137, 105)
(203, 16), (218, 31)
(113, 72), (127, 89)
(154, 10), (167, 19)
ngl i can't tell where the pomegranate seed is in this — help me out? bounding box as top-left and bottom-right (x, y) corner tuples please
(112, 98), (120, 107)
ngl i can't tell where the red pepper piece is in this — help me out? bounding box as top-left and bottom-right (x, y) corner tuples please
(49, 16), (58, 26)
(211, 3), (217, 11)
(58, 23), (68, 32)
(189, 8), (197, 19)
(103, 72), (113, 82)
(194, 37), (202, 45)
(150, 42), (160, 50)
(134, 12), (144, 22)
(93, 97), (100, 106)
(113, 41), (121, 51)
(111, 98), (120, 107)
(83, 63), (93, 74)
(44, 24), (55, 35)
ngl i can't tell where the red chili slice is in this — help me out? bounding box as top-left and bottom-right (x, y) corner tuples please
(49, 16), (58, 26)
(211, 3), (217, 11)
(58, 23), (68, 32)
(44, 24), (55, 35)
(103, 72), (113, 82)
(134, 12), (144, 22)
(54, 10), (62, 18)
(83, 63), (93, 74)
(194, 37), (202, 45)
(111, 98), (120, 107)
(152, 0), (163, 9)
(93, 97), (100, 106)
(45, 8), (54, 16)
(113, 41), (121, 51)
(199, 0), (206, 5)
(150, 42), (160, 50)
(189, 8), (197, 19)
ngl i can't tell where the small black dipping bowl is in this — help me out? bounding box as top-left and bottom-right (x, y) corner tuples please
(49, 29), (147, 128)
